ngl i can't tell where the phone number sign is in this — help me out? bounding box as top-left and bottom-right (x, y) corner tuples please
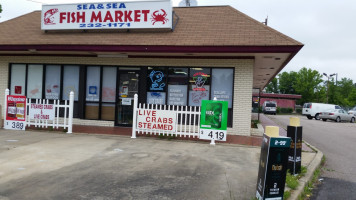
(5, 95), (26, 130)
(199, 100), (228, 141)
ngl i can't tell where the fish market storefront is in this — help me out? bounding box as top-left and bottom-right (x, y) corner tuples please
(0, 1), (302, 136)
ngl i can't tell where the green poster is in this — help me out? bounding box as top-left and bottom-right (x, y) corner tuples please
(200, 100), (228, 141)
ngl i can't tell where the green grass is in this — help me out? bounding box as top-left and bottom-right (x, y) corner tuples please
(284, 190), (291, 199)
(286, 171), (299, 190)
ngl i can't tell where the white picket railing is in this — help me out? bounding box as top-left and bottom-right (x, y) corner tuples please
(132, 94), (201, 138)
(4, 89), (74, 134)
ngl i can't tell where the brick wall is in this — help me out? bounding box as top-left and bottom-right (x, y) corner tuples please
(0, 56), (254, 135)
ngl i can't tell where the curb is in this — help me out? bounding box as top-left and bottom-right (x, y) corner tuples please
(290, 142), (324, 200)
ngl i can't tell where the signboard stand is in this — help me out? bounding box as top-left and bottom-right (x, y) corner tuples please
(256, 126), (291, 200)
(287, 117), (302, 175)
(199, 98), (228, 142)
(4, 89), (27, 130)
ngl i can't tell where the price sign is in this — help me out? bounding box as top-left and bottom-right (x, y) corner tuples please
(200, 129), (226, 141)
(199, 100), (228, 141)
(4, 95), (26, 130)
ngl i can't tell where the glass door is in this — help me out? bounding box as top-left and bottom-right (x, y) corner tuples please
(116, 70), (139, 126)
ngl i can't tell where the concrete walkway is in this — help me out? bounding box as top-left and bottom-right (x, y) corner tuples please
(0, 129), (261, 200)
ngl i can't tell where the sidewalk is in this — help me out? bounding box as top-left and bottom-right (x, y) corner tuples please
(253, 113), (313, 152)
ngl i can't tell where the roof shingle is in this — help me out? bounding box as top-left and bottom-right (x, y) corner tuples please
(0, 6), (303, 47)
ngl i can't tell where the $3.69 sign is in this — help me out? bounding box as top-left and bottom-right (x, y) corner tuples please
(200, 129), (226, 141)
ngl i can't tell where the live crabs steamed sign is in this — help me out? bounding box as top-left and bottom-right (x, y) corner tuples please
(41, 0), (173, 30)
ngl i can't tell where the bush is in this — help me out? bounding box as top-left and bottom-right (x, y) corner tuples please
(277, 107), (281, 114)
(280, 107), (294, 114)
(296, 108), (302, 114)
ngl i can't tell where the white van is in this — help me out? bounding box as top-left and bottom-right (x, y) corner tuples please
(263, 101), (277, 115)
(302, 103), (341, 120)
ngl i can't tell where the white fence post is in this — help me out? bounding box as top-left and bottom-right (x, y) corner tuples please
(4, 89), (9, 120)
(67, 91), (74, 134)
(131, 94), (138, 138)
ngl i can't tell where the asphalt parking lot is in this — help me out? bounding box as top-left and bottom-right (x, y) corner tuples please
(0, 129), (261, 200)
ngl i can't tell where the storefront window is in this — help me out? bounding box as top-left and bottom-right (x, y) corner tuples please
(27, 64), (43, 99)
(62, 65), (79, 101)
(102, 67), (117, 102)
(189, 68), (210, 106)
(147, 67), (167, 104)
(86, 66), (100, 102)
(211, 68), (234, 108)
(10, 64), (26, 95)
(168, 68), (188, 105)
(101, 67), (117, 120)
(45, 65), (61, 100)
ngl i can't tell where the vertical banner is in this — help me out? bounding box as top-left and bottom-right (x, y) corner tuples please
(256, 135), (291, 200)
(4, 95), (26, 130)
(199, 100), (228, 141)
(287, 126), (302, 175)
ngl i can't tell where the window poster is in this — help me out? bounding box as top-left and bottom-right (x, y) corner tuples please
(168, 85), (187, 105)
(27, 65), (43, 99)
(211, 68), (233, 108)
(63, 65), (79, 101)
(147, 92), (166, 105)
(102, 67), (117, 102)
(10, 64), (26, 96)
(86, 66), (100, 101)
(45, 65), (61, 99)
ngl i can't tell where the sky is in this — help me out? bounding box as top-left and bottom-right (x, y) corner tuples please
(0, 0), (355, 82)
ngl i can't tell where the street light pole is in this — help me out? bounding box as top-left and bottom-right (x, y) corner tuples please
(323, 73), (337, 104)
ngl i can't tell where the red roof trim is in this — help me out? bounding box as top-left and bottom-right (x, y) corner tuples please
(253, 93), (302, 99)
(0, 45), (303, 53)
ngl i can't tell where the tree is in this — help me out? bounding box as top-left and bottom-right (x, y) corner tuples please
(0, 4), (2, 14)
(265, 78), (278, 93)
(294, 67), (323, 105)
(278, 71), (297, 94)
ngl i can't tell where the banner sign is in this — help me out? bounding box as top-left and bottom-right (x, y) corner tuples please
(41, 0), (173, 30)
(287, 126), (302, 175)
(199, 100), (228, 141)
(29, 104), (55, 120)
(137, 109), (176, 132)
(4, 95), (26, 130)
(256, 135), (291, 200)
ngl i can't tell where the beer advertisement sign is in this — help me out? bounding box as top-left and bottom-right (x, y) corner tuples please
(199, 100), (228, 141)
(5, 95), (26, 130)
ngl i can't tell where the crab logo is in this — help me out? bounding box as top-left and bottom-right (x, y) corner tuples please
(149, 70), (165, 91)
(44, 8), (58, 25)
(151, 9), (169, 25)
(193, 72), (208, 91)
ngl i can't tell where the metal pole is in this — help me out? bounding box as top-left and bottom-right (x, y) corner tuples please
(131, 94), (138, 139)
(326, 77), (329, 104)
(258, 90), (261, 121)
(67, 91), (74, 134)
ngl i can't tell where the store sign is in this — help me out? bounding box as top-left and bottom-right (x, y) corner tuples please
(199, 100), (228, 141)
(137, 109), (176, 132)
(29, 104), (55, 120)
(168, 85), (187, 105)
(41, 0), (172, 30)
(4, 95), (26, 130)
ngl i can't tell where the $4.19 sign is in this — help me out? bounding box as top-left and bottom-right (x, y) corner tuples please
(199, 100), (228, 141)
(4, 95), (26, 130)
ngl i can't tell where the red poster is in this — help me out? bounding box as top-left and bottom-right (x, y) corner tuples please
(6, 95), (26, 121)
